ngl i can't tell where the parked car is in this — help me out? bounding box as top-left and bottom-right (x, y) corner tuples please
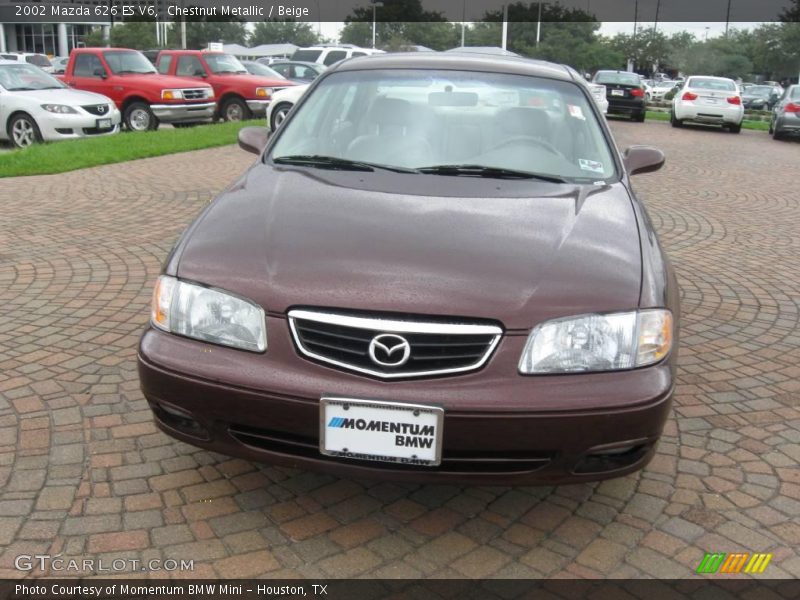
(265, 84), (308, 131)
(670, 76), (743, 133)
(51, 56), (70, 74)
(156, 50), (294, 121)
(742, 85), (780, 111)
(139, 53), (678, 485)
(0, 59), (120, 148)
(58, 48), (215, 131)
(1, 52), (54, 73)
(592, 70), (646, 121)
(769, 84), (800, 140)
(291, 45), (384, 67)
(240, 60), (287, 81)
(588, 83), (609, 114)
(268, 60), (326, 83)
(649, 80), (677, 101)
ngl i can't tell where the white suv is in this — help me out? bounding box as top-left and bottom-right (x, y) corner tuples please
(291, 45), (384, 67)
(671, 75), (744, 133)
(0, 52), (53, 73)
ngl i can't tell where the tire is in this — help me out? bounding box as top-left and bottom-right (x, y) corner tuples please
(670, 111), (682, 128)
(269, 102), (292, 132)
(8, 113), (42, 148)
(124, 102), (158, 132)
(772, 126), (784, 141)
(634, 111), (646, 123)
(728, 123), (741, 134)
(221, 97), (251, 122)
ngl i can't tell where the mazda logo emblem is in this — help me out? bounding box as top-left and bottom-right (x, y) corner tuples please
(368, 334), (411, 367)
(97, 105), (106, 113)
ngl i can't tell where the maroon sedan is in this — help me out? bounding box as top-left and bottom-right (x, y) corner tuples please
(138, 53), (678, 485)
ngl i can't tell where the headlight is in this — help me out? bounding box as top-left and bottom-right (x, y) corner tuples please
(161, 89), (184, 100)
(151, 275), (266, 353)
(256, 87), (273, 99)
(519, 309), (673, 374)
(41, 104), (77, 114)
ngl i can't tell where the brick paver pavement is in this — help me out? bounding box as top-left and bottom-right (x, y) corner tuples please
(0, 122), (798, 579)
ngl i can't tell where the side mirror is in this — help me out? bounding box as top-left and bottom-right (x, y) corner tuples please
(93, 68), (107, 79)
(623, 145), (665, 176)
(238, 126), (270, 155)
(193, 69), (207, 77)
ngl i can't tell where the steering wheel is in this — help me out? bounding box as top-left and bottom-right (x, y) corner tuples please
(486, 135), (565, 159)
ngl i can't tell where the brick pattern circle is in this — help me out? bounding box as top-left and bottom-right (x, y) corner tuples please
(0, 123), (798, 579)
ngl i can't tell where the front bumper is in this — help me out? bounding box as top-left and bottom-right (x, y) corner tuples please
(138, 320), (675, 485)
(37, 109), (121, 141)
(151, 102), (216, 124)
(246, 99), (270, 116)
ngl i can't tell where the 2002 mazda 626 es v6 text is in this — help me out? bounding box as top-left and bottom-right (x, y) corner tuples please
(138, 53), (679, 485)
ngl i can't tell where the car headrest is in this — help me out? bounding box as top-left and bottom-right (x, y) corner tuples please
(497, 107), (551, 137)
(365, 97), (416, 127)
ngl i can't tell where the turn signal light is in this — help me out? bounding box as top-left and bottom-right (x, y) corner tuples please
(727, 96), (741, 105)
(682, 92), (698, 101)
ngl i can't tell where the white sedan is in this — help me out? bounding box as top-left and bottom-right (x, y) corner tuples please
(670, 75), (744, 133)
(588, 83), (608, 114)
(266, 84), (308, 132)
(0, 60), (121, 148)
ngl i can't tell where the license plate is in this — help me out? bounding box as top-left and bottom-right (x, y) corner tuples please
(704, 98), (718, 104)
(320, 397), (443, 466)
(611, 89), (624, 97)
(96, 118), (112, 129)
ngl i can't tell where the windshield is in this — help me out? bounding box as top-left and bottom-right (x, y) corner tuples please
(292, 49), (322, 62)
(270, 69), (617, 182)
(747, 86), (772, 97)
(594, 72), (640, 86)
(0, 64), (65, 90)
(243, 61), (285, 79)
(104, 51), (156, 74)
(688, 77), (736, 92)
(204, 53), (247, 74)
(25, 54), (52, 68)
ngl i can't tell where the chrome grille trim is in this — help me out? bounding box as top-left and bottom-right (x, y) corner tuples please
(287, 309), (502, 379)
(182, 88), (210, 100)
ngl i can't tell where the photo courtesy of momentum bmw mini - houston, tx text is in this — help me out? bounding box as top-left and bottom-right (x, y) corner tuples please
(138, 52), (678, 485)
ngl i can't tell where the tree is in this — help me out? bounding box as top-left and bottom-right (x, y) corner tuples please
(340, 0), (454, 49)
(184, 20), (247, 49)
(81, 22), (159, 49)
(250, 21), (320, 46)
(610, 28), (671, 74)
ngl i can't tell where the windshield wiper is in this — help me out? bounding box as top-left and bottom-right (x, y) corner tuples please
(273, 155), (417, 173)
(417, 164), (567, 183)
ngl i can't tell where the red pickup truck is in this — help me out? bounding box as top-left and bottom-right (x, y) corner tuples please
(58, 48), (216, 131)
(156, 50), (294, 121)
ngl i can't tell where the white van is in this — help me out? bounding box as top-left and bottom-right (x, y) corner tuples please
(291, 45), (384, 67)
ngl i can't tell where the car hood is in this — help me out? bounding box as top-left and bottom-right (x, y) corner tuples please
(10, 87), (115, 105)
(175, 168), (643, 330)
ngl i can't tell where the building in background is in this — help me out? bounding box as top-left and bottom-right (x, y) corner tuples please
(0, 21), (109, 56)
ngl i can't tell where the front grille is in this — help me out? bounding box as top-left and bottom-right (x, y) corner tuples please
(229, 424), (551, 474)
(81, 104), (112, 116)
(182, 88), (209, 100)
(81, 126), (114, 135)
(288, 309), (502, 379)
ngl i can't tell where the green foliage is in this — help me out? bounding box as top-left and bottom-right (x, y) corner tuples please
(184, 20), (248, 49)
(82, 22), (159, 49)
(250, 21), (320, 46)
(340, 0), (454, 49)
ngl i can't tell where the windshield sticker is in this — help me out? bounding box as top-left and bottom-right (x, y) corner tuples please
(579, 158), (605, 174)
(567, 104), (585, 120)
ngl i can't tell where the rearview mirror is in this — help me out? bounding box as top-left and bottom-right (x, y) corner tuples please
(623, 145), (665, 176)
(238, 126), (270, 155)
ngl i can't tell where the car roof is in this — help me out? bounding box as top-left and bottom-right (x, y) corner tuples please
(687, 75), (734, 81)
(0, 59), (18, 65)
(330, 52), (575, 82)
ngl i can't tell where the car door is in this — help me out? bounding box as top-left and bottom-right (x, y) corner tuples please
(67, 53), (108, 95)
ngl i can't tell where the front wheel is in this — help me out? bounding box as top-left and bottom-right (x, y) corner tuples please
(9, 113), (42, 148)
(270, 102), (293, 132)
(124, 102), (158, 132)
(221, 98), (251, 122)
